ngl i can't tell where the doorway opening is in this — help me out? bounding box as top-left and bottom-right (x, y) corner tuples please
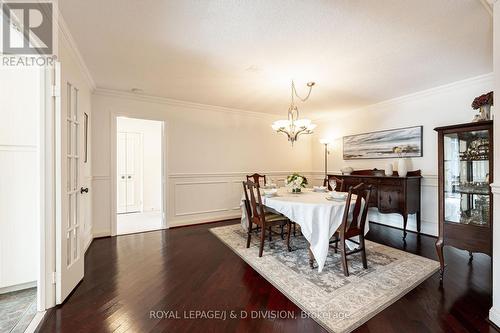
(0, 65), (49, 330)
(116, 117), (164, 235)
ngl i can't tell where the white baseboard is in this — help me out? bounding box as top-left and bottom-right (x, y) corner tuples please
(92, 230), (111, 238)
(168, 214), (241, 228)
(490, 307), (500, 328)
(0, 281), (37, 294)
(84, 235), (93, 253)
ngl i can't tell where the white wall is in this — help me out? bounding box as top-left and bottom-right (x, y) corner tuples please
(312, 74), (494, 236)
(117, 117), (162, 212)
(0, 67), (40, 292)
(490, 0), (500, 328)
(91, 90), (313, 235)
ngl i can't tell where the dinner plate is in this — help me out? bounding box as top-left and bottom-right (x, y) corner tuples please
(313, 186), (327, 192)
(325, 196), (345, 201)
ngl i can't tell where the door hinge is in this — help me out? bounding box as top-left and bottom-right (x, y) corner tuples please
(52, 271), (57, 284)
(51, 84), (60, 97)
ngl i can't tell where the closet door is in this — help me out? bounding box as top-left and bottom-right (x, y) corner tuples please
(117, 132), (127, 214)
(116, 132), (142, 213)
(125, 132), (142, 212)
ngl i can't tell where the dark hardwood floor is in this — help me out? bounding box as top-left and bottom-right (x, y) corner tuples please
(37, 220), (497, 333)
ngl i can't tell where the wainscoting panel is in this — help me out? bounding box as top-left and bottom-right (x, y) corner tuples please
(92, 171), (438, 235)
(91, 176), (111, 236)
(174, 181), (230, 216)
(167, 172), (314, 228)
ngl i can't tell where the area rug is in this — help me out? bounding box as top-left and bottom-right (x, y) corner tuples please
(210, 224), (440, 333)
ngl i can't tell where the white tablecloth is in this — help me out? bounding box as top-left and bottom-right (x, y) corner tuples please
(241, 188), (367, 272)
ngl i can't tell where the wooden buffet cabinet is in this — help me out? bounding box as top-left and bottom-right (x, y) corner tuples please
(334, 169), (422, 239)
(434, 121), (493, 280)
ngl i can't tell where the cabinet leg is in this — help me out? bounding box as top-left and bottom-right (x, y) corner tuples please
(416, 211), (421, 233)
(436, 238), (445, 281)
(468, 251), (473, 262)
(402, 214), (408, 240)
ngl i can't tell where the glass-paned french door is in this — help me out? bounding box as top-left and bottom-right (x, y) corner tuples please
(66, 83), (80, 267)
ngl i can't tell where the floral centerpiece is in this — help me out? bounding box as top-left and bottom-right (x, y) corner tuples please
(286, 173), (308, 193)
(472, 91), (493, 121)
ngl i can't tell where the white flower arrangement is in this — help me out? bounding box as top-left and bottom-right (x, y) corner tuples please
(286, 173), (308, 192)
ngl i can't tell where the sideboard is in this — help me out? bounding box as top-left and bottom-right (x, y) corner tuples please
(333, 169), (422, 239)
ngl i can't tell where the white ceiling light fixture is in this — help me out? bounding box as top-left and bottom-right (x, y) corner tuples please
(272, 81), (316, 146)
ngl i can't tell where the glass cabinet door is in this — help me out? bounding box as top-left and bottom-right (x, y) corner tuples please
(443, 129), (490, 226)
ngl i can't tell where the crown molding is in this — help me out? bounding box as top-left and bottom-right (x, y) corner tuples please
(314, 73), (494, 122)
(93, 88), (281, 120)
(479, 0), (494, 16)
(93, 72), (493, 122)
(55, 10), (96, 91)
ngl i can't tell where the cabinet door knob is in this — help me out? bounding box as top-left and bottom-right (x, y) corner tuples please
(128, 175), (132, 179)
(80, 187), (89, 194)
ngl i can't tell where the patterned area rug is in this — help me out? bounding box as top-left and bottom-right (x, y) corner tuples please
(210, 224), (439, 333)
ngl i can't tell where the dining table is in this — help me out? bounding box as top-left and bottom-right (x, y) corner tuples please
(241, 187), (367, 272)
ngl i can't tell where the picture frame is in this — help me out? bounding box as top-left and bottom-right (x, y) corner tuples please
(343, 125), (423, 160)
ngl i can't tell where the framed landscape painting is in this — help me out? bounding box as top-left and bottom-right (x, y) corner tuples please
(343, 126), (423, 160)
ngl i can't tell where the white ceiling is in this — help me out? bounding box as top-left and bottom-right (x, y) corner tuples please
(60, 0), (492, 117)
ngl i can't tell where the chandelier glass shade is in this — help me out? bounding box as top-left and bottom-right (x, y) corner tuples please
(272, 81), (316, 146)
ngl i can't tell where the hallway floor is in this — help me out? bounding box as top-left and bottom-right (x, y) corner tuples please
(0, 287), (37, 333)
(117, 211), (163, 235)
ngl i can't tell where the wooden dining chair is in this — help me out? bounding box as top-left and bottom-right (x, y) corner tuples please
(323, 175), (345, 192)
(329, 183), (372, 276)
(245, 173), (290, 238)
(246, 173), (267, 187)
(242, 180), (292, 257)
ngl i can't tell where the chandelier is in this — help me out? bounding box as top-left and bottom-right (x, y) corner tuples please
(272, 81), (316, 146)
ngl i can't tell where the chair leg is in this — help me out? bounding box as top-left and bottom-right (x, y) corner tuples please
(259, 225), (266, 257)
(268, 227), (272, 241)
(334, 234), (338, 253)
(308, 248), (314, 269)
(293, 223), (296, 237)
(286, 221), (292, 252)
(340, 238), (349, 277)
(360, 236), (368, 269)
(246, 222), (252, 248)
(280, 225), (284, 240)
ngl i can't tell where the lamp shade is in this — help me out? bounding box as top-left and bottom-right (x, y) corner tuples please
(319, 138), (332, 145)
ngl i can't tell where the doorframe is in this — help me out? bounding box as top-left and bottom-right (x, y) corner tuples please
(38, 64), (58, 310)
(110, 112), (168, 236)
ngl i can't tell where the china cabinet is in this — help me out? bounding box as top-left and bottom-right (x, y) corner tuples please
(434, 121), (493, 280)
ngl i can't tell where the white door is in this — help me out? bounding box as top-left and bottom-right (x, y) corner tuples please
(55, 65), (85, 304)
(117, 132), (127, 214)
(117, 132), (142, 213)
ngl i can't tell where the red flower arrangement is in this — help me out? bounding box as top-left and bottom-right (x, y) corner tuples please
(471, 91), (493, 110)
